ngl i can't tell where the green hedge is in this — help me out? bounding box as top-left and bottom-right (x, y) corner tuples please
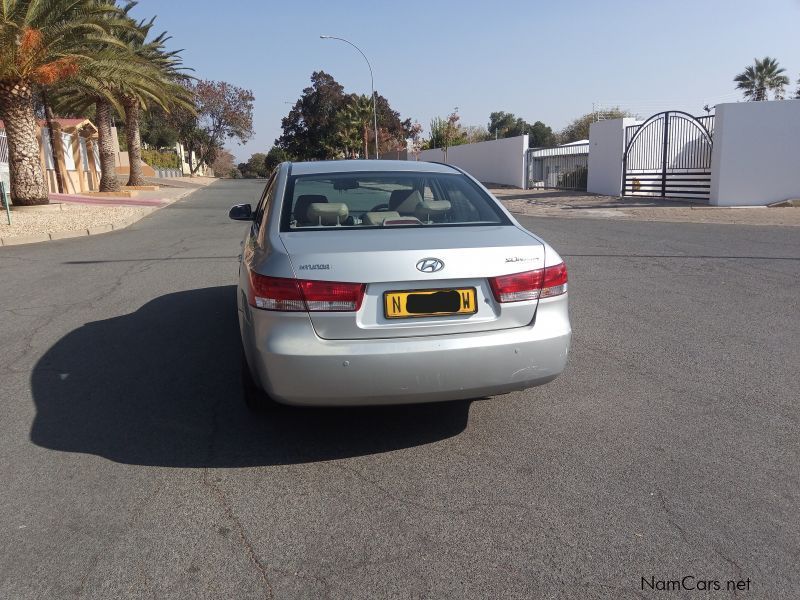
(141, 148), (180, 169)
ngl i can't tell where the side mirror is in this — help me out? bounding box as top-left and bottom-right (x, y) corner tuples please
(229, 203), (253, 221)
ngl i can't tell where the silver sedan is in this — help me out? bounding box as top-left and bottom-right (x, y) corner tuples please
(230, 160), (571, 408)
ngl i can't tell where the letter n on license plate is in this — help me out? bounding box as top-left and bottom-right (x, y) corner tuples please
(384, 288), (477, 319)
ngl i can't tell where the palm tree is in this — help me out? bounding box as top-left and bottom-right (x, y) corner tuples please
(734, 57), (790, 101)
(114, 16), (193, 186)
(342, 95), (373, 159)
(333, 102), (363, 158)
(51, 5), (193, 192)
(51, 48), (171, 192)
(0, 0), (121, 205)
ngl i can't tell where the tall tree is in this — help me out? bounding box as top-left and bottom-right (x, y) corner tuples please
(264, 147), (290, 174)
(115, 16), (193, 186)
(332, 100), (364, 158)
(276, 71), (416, 160)
(171, 80), (254, 175)
(487, 111), (555, 145)
(239, 152), (268, 178)
(46, 1), (149, 193)
(348, 94), (373, 158)
(275, 71), (346, 160)
(210, 148), (235, 177)
(462, 125), (491, 144)
(559, 108), (632, 144)
(374, 93), (415, 155)
(528, 121), (555, 147)
(139, 105), (179, 149)
(427, 111), (465, 160)
(734, 57), (790, 101)
(51, 46), (178, 192)
(0, 0), (122, 205)
(488, 111), (522, 138)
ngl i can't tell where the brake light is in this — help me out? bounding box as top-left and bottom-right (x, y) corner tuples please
(540, 262), (568, 298)
(489, 262), (567, 303)
(297, 279), (366, 311)
(247, 270), (365, 311)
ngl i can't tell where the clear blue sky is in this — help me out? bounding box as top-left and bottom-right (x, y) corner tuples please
(131, 0), (800, 161)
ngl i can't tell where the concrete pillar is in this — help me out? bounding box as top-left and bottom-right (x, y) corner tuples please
(587, 117), (639, 196)
(85, 138), (99, 191)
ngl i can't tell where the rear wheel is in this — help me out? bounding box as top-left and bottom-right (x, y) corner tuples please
(241, 349), (276, 412)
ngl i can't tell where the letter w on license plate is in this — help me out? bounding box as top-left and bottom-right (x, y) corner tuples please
(384, 288), (477, 319)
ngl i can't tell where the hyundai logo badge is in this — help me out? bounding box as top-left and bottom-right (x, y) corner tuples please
(416, 258), (444, 273)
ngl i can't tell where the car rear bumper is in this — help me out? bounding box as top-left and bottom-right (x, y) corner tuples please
(240, 296), (571, 406)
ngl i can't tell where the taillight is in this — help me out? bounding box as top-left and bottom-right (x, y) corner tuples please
(488, 269), (544, 303)
(247, 270), (365, 312)
(297, 279), (365, 311)
(489, 262), (567, 303)
(540, 262), (568, 298)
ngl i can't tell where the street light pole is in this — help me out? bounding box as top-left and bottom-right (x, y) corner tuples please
(320, 35), (379, 159)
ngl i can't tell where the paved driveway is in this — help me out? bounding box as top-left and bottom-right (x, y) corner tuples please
(0, 180), (797, 599)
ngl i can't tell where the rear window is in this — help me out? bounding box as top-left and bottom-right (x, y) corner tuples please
(280, 171), (510, 231)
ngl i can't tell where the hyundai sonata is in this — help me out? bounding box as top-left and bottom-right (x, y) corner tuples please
(230, 160), (570, 408)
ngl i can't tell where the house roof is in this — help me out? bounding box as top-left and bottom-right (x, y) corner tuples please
(0, 117), (97, 132)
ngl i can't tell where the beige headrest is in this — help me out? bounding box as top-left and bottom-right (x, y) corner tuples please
(363, 211), (400, 226)
(395, 190), (422, 214)
(307, 202), (348, 225)
(414, 200), (451, 221)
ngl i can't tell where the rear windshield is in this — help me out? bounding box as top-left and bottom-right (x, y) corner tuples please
(280, 171), (510, 231)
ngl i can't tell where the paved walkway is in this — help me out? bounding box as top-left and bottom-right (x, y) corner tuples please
(1, 178), (216, 244)
(50, 193), (167, 207)
(490, 188), (800, 227)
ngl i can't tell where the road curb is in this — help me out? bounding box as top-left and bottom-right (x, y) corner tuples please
(1, 194), (172, 247)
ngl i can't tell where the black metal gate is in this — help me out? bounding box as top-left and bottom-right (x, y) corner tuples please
(623, 111), (714, 201)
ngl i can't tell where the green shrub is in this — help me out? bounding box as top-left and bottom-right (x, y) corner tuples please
(141, 148), (180, 169)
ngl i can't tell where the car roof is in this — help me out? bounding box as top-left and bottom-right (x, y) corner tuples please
(287, 159), (461, 176)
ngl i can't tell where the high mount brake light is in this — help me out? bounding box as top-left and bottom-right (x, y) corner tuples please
(247, 271), (365, 312)
(488, 263), (567, 303)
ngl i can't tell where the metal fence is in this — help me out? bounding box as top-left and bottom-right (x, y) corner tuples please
(526, 143), (589, 191)
(0, 131), (9, 196)
(155, 168), (183, 178)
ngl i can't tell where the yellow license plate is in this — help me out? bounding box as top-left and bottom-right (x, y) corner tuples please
(384, 288), (477, 319)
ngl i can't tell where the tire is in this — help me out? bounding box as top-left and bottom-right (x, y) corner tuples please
(241, 349), (275, 412)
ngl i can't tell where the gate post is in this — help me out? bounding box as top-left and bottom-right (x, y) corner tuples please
(660, 112), (670, 198)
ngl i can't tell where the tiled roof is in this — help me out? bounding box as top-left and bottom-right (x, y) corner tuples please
(0, 117), (92, 129)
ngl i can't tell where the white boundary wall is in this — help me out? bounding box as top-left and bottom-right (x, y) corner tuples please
(710, 100), (800, 206)
(587, 118), (639, 196)
(416, 135), (529, 188)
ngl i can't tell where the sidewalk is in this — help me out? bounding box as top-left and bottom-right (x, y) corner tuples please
(490, 188), (800, 227)
(1, 178), (215, 246)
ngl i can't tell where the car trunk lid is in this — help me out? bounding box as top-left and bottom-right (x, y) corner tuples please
(279, 226), (544, 340)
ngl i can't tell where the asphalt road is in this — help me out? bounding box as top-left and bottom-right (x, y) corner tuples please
(1, 180), (797, 599)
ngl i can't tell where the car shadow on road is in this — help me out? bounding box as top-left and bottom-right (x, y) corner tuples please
(29, 286), (471, 467)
